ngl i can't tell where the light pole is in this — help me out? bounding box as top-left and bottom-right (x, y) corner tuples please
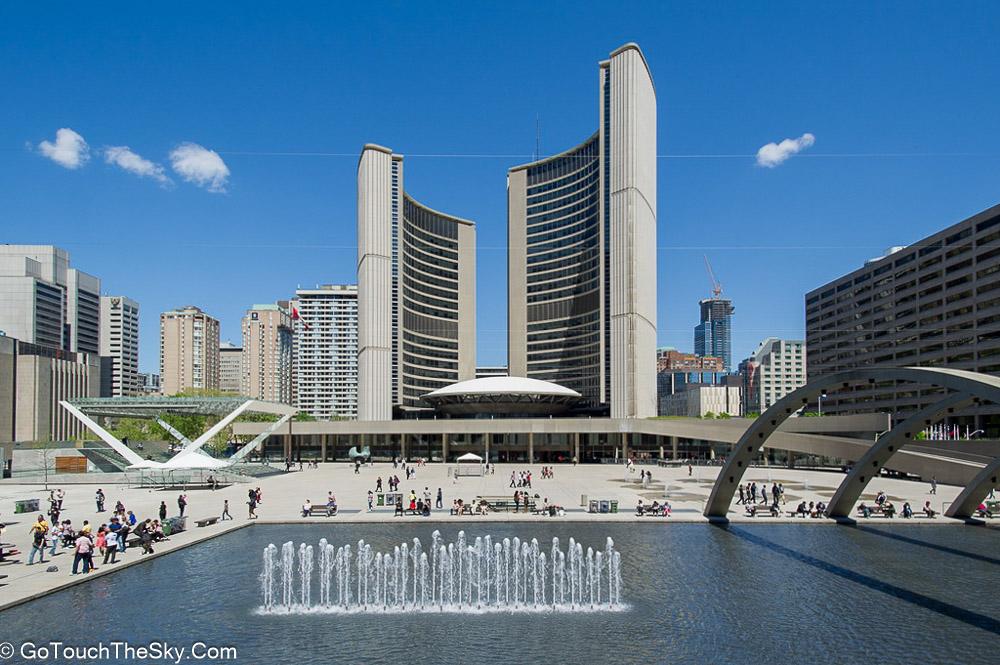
(818, 391), (827, 416)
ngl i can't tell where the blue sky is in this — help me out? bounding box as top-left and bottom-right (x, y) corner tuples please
(2, 2), (999, 373)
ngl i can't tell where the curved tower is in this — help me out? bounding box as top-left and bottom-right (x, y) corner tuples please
(358, 145), (475, 420)
(508, 43), (657, 418)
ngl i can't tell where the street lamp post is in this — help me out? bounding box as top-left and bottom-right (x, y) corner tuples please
(818, 391), (827, 417)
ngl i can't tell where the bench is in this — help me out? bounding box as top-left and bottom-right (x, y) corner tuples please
(638, 507), (671, 517)
(305, 504), (337, 517)
(857, 506), (894, 518)
(195, 517), (220, 527)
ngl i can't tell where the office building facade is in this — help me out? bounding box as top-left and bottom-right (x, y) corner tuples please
(740, 338), (806, 414)
(0, 245), (100, 354)
(507, 43), (657, 418)
(159, 305), (220, 395)
(99, 295), (140, 397)
(357, 146), (476, 420)
(291, 285), (359, 420)
(806, 202), (1000, 432)
(242, 304), (293, 404)
(694, 298), (735, 372)
(0, 334), (100, 442)
(219, 341), (243, 394)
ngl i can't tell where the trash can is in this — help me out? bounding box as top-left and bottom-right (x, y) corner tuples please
(377, 493), (385, 507)
(588, 500), (598, 513)
(610, 500), (619, 514)
(581, 494), (588, 507)
(600, 500), (610, 513)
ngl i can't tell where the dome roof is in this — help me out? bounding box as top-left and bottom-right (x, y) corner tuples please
(424, 376), (581, 399)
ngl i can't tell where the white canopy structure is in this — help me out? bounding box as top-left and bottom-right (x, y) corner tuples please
(455, 451), (484, 477)
(60, 397), (297, 470)
(423, 376), (582, 416)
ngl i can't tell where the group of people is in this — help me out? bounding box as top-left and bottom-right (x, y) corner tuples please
(509, 470), (533, 488)
(540, 466), (555, 479)
(635, 499), (672, 516)
(375, 475), (404, 492)
(395, 491), (431, 517)
(25, 486), (190, 574)
(858, 492), (937, 519)
(247, 487), (263, 518)
(736, 481), (786, 506)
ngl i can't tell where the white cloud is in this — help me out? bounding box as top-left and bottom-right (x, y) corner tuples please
(756, 132), (815, 168)
(169, 142), (230, 192)
(37, 128), (90, 169)
(104, 146), (172, 186)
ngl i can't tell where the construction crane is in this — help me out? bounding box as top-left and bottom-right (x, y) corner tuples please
(704, 255), (722, 298)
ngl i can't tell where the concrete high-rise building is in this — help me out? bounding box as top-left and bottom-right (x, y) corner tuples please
(740, 338), (806, 414)
(0, 245), (101, 354)
(292, 285), (359, 420)
(357, 146), (476, 420)
(806, 202), (1000, 432)
(159, 305), (220, 395)
(241, 304), (293, 404)
(694, 298), (735, 372)
(219, 341), (243, 394)
(99, 295), (140, 397)
(0, 334), (100, 442)
(507, 44), (657, 418)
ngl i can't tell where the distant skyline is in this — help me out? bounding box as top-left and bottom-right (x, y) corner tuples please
(2, 2), (999, 373)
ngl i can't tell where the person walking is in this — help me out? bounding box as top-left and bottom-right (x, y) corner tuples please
(930, 477), (937, 495)
(95, 488), (106, 512)
(27, 515), (49, 565)
(222, 500), (232, 521)
(376, 477), (383, 493)
(436, 488), (443, 510)
(159, 501), (167, 521)
(177, 494), (187, 517)
(737, 485), (745, 505)
(367, 490), (374, 512)
(103, 529), (118, 564)
(72, 530), (94, 573)
(248, 495), (258, 519)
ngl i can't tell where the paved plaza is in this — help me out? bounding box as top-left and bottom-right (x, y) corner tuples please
(0, 462), (979, 610)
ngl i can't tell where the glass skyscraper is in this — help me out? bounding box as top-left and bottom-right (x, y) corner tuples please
(694, 298), (735, 372)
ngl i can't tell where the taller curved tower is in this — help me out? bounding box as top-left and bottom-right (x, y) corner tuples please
(508, 43), (657, 418)
(357, 145), (476, 420)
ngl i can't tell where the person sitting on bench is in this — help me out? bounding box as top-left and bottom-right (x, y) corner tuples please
(635, 499), (644, 516)
(394, 496), (404, 517)
(923, 501), (937, 518)
(796, 501), (808, 517)
(883, 501), (896, 518)
(326, 494), (337, 516)
(901, 502), (913, 518)
(858, 502), (872, 518)
(302, 499), (312, 518)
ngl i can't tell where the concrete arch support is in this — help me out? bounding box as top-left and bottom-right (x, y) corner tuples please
(946, 460), (1000, 520)
(825, 392), (975, 520)
(702, 367), (1000, 522)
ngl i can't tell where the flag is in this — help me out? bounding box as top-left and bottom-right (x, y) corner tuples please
(291, 307), (311, 331)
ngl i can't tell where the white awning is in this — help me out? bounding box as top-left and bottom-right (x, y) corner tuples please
(456, 452), (483, 462)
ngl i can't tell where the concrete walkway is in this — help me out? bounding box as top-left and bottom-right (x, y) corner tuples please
(0, 462), (979, 611)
